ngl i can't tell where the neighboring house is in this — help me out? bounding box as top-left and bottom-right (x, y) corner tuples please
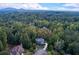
(34, 38), (48, 55)
(9, 44), (24, 55)
(35, 38), (45, 45)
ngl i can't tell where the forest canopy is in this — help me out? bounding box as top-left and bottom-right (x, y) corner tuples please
(0, 10), (79, 55)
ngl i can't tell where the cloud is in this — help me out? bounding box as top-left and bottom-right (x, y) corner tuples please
(50, 7), (65, 11)
(63, 3), (79, 8)
(0, 3), (79, 11)
(0, 0), (79, 3)
(0, 3), (49, 10)
(0, 3), (25, 9)
(50, 3), (79, 11)
(62, 3), (79, 11)
(23, 3), (49, 10)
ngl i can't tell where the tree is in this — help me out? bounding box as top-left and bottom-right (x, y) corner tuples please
(67, 42), (79, 55)
(35, 20), (49, 28)
(7, 31), (21, 45)
(25, 25), (37, 43)
(20, 31), (32, 49)
(0, 27), (7, 50)
(0, 40), (4, 51)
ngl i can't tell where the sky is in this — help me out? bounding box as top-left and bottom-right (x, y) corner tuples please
(0, 3), (79, 11)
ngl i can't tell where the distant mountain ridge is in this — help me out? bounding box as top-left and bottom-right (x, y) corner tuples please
(0, 8), (26, 13)
(0, 7), (79, 12)
(0, 8), (79, 16)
